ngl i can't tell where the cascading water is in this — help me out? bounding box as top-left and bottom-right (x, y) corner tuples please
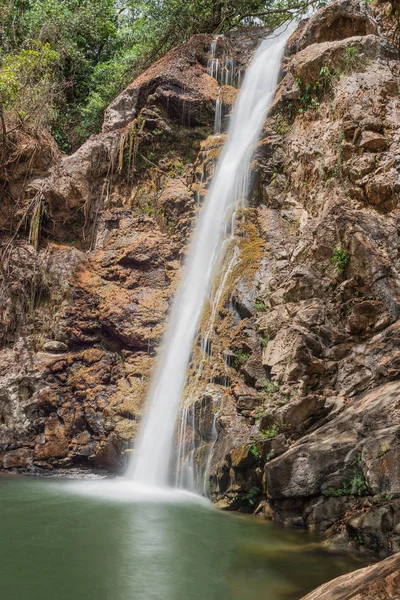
(128, 22), (297, 489)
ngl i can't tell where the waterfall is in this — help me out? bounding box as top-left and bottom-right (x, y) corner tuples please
(128, 22), (296, 488)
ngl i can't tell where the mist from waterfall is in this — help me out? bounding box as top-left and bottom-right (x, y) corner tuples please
(128, 22), (297, 488)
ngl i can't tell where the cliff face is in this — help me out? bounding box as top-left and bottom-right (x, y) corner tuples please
(206, 0), (400, 558)
(0, 0), (399, 561)
(0, 29), (265, 470)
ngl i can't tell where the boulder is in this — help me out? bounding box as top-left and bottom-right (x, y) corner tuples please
(264, 382), (400, 501)
(300, 552), (400, 600)
(288, 0), (378, 53)
(103, 35), (218, 132)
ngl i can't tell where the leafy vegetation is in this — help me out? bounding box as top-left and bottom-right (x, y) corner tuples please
(260, 377), (280, 395)
(233, 349), (250, 369)
(331, 247), (350, 273)
(250, 444), (261, 459)
(261, 424), (280, 439)
(325, 470), (368, 497)
(342, 46), (363, 72)
(0, 0), (328, 151)
(325, 455), (368, 498)
(255, 299), (267, 311)
(296, 65), (332, 114)
(245, 485), (260, 506)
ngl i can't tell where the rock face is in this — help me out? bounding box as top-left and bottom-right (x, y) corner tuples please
(301, 552), (400, 599)
(199, 0), (400, 559)
(103, 35), (218, 132)
(0, 28), (264, 472)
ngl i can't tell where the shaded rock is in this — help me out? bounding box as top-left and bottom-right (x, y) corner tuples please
(355, 130), (388, 152)
(265, 382), (400, 503)
(288, 0), (378, 54)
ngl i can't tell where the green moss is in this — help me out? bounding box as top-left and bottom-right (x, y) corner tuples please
(250, 444), (261, 459)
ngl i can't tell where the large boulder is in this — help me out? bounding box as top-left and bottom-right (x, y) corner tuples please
(265, 382), (400, 499)
(288, 0), (378, 54)
(103, 34), (218, 132)
(300, 552), (400, 600)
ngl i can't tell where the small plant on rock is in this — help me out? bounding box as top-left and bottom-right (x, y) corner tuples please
(250, 444), (261, 459)
(261, 423), (280, 439)
(233, 350), (250, 369)
(343, 46), (363, 72)
(255, 299), (267, 311)
(296, 66), (333, 114)
(331, 247), (350, 273)
(260, 377), (280, 395)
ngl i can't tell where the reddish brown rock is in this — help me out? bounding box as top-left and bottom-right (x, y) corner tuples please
(287, 0), (378, 54)
(300, 553), (400, 600)
(103, 35), (218, 132)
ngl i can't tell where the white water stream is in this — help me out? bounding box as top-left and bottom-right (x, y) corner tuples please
(128, 23), (296, 488)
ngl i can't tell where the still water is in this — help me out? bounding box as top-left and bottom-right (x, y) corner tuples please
(0, 476), (365, 600)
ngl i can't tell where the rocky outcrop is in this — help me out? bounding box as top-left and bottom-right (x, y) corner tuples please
(287, 0), (378, 53)
(103, 35), (218, 132)
(301, 552), (400, 599)
(0, 29), (261, 472)
(201, 0), (400, 558)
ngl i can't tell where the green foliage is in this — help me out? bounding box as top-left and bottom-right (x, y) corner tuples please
(245, 486), (260, 506)
(331, 247), (350, 273)
(255, 406), (265, 422)
(260, 377), (280, 395)
(0, 41), (59, 107)
(255, 299), (267, 311)
(233, 349), (250, 369)
(296, 66), (332, 114)
(0, 0), (329, 148)
(275, 114), (291, 135)
(325, 469), (368, 497)
(250, 444), (261, 459)
(260, 335), (270, 348)
(261, 424), (280, 439)
(325, 455), (368, 498)
(343, 46), (362, 72)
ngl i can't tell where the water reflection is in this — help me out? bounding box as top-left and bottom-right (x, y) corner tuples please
(0, 478), (365, 600)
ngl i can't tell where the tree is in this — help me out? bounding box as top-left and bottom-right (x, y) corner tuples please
(0, 41), (59, 143)
(0, 0), (329, 149)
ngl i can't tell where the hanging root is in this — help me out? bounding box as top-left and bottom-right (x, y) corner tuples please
(28, 192), (45, 251)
